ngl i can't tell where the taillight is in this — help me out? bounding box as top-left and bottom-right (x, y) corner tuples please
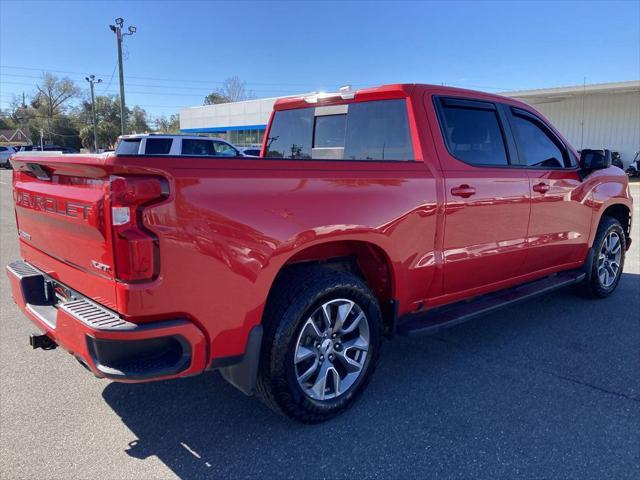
(109, 175), (167, 282)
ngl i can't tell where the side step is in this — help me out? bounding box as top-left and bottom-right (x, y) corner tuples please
(397, 270), (586, 336)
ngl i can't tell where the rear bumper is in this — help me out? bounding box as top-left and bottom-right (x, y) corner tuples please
(6, 260), (208, 382)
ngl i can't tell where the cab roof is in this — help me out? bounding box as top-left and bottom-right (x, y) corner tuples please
(273, 83), (529, 111)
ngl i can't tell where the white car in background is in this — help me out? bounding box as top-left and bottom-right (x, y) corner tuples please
(0, 146), (16, 168)
(240, 147), (261, 157)
(116, 134), (245, 157)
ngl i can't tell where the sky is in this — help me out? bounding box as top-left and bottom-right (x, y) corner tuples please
(1, 0), (639, 120)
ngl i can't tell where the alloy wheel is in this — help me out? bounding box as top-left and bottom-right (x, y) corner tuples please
(597, 231), (622, 288)
(293, 299), (370, 401)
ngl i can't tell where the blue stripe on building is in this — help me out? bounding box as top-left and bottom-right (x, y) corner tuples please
(180, 124), (268, 133)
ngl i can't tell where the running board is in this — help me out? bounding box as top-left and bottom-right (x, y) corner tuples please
(397, 270), (586, 336)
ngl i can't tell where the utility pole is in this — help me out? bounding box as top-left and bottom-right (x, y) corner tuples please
(109, 17), (136, 136)
(85, 75), (103, 152)
(17, 92), (29, 145)
(39, 129), (44, 151)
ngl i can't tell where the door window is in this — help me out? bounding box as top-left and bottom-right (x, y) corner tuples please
(213, 141), (239, 156)
(145, 138), (172, 155)
(182, 139), (215, 156)
(511, 110), (569, 168)
(437, 100), (509, 166)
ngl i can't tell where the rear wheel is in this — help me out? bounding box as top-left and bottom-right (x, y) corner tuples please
(257, 265), (383, 423)
(578, 217), (626, 298)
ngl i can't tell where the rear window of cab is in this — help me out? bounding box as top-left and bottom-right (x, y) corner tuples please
(265, 99), (414, 161)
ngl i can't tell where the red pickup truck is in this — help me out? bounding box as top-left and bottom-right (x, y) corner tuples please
(7, 84), (633, 423)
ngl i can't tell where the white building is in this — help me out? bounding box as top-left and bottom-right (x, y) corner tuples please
(180, 81), (640, 164)
(179, 95), (307, 147)
(505, 80), (640, 166)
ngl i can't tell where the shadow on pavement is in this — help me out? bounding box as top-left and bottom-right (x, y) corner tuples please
(102, 273), (640, 479)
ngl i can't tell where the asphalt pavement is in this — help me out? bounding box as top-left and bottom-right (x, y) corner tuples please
(1, 169), (638, 479)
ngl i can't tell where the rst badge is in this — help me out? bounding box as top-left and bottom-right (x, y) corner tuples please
(91, 260), (112, 273)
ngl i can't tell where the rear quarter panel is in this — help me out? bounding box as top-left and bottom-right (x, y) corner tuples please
(117, 156), (441, 361)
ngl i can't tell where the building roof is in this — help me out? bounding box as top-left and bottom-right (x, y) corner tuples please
(503, 80), (640, 100)
(0, 128), (30, 145)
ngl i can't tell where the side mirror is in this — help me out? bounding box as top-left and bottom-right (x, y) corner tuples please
(580, 149), (612, 171)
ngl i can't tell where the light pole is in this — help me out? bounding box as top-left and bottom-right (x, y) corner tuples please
(109, 17), (136, 136)
(85, 75), (102, 152)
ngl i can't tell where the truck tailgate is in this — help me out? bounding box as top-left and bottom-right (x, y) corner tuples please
(11, 155), (118, 306)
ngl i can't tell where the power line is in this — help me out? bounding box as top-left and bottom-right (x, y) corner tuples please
(0, 64), (327, 88)
(0, 76), (310, 96)
(0, 72), (301, 93)
(100, 63), (118, 94)
(1, 67), (517, 94)
(0, 80), (200, 96)
(0, 95), (188, 111)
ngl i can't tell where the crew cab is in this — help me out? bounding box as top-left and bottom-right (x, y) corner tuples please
(6, 84), (633, 423)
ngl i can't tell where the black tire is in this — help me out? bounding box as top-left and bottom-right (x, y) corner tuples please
(256, 265), (383, 423)
(578, 216), (626, 298)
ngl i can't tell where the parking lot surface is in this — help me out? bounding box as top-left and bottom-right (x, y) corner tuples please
(1, 169), (638, 479)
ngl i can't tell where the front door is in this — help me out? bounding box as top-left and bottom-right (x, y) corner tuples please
(432, 96), (531, 296)
(507, 107), (593, 272)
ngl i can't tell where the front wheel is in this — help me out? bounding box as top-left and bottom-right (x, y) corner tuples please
(578, 217), (626, 298)
(257, 265), (383, 423)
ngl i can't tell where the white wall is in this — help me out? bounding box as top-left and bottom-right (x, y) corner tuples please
(179, 97), (278, 131)
(525, 91), (640, 166)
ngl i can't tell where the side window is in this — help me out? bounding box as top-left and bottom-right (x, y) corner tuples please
(344, 99), (413, 161)
(265, 108), (314, 159)
(511, 109), (569, 168)
(145, 138), (172, 155)
(182, 139), (215, 156)
(437, 99), (509, 166)
(116, 138), (141, 155)
(213, 141), (238, 156)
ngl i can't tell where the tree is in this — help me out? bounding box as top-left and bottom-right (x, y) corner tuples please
(76, 95), (127, 150)
(129, 105), (150, 133)
(203, 76), (254, 105)
(155, 113), (180, 133)
(204, 91), (231, 105)
(34, 73), (80, 118)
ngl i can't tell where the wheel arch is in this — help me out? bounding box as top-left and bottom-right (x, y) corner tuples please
(594, 202), (632, 249)
(266, 239), (398, 333)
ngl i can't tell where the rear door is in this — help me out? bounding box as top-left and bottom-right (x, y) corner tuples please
(433, 96), (531, 295)
(507, 107), (592, 272)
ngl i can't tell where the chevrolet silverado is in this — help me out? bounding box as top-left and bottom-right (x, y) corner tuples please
(6, 84), (633, 422)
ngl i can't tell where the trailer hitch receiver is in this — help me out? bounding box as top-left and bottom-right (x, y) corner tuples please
(30, 333), (57, 350)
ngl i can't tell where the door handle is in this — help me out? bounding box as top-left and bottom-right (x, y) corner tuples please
(533, 182), (550, 194)
(450, 184), (476, 198)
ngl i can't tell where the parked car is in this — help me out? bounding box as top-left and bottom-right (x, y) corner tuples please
(241, 147), (261, 157)
(116, 133), (244, 157)
(626, 151), (640, 178)
(0, 145), (16, 168)
(6, 84), (633, 423)
(15, 145), (79, 154)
